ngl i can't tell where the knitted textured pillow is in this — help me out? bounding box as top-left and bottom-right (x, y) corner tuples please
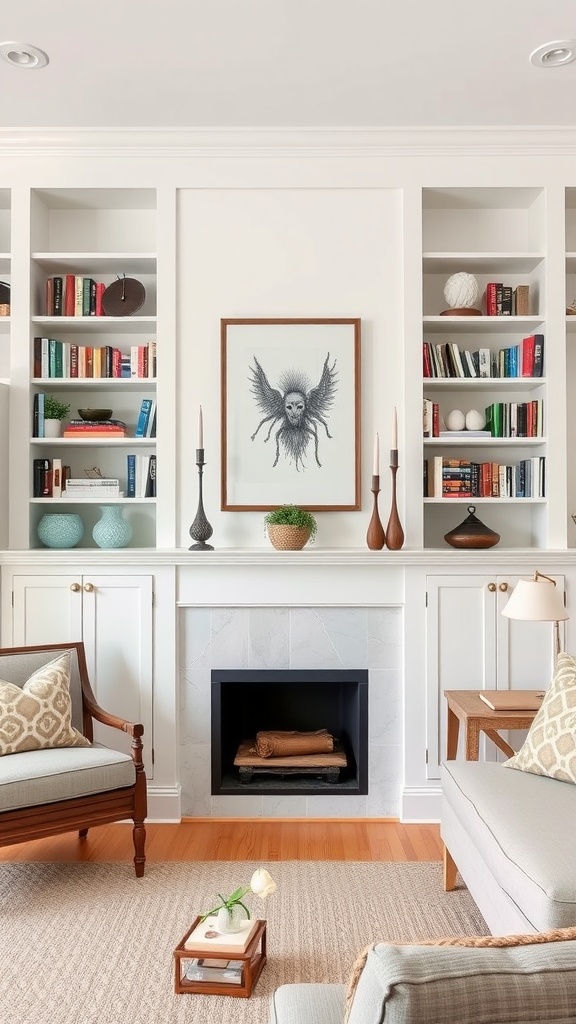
(503, 651), (576, 783)
(0, 651), (90, 755)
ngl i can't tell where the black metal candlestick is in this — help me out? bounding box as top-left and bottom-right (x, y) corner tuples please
(385, 449), (404, 550)
(189, 449), (214, 551)
(366, 474), (386, 550)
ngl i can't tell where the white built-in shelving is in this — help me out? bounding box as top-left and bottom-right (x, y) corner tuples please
(17, 188), (160, 549)
(0, 188), (11, 383)
(421, 186), (556, 550)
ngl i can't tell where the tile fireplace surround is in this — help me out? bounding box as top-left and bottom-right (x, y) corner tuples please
(179, 600), (402, 819)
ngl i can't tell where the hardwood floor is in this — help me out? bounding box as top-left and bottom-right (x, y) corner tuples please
(0, 819), (442, 863)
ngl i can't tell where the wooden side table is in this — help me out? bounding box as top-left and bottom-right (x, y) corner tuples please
(444, 690), (540, 761)
(174, 917), (267, 997)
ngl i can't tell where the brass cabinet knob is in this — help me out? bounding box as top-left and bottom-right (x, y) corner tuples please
(70, 583), (81, 593)
(83, 582), (94, 593)
(487, 582), (496, 592)
(499, 582), (509, 592)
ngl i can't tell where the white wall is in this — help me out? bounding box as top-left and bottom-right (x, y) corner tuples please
(176, 187), (404, 548)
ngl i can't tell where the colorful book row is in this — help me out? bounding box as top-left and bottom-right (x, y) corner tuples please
(33, 338), (156, 379)
(484, 400), (543, 438)
(33, 455), (156, 498)
(126, 454), (156, 498)
(423, 335), (543, 379)
(424, 456), (545, 498)
(45, 275), (105, 317)
(485, 283), (530, 317)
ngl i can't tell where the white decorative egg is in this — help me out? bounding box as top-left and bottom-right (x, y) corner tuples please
(465, 409), (485, 431)
(445, 409), (466, 431)
(443, 272), (479, 309)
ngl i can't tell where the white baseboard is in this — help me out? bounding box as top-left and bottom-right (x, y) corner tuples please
(146, 784), (181, 822)
(401, 785), (441, 822)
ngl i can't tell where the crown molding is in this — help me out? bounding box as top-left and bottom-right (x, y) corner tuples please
(2, 125), (576, 158)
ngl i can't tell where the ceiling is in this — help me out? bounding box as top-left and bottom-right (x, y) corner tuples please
(2, 0), (576, 131)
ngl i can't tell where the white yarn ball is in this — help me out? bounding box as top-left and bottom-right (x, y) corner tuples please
(465, 409), (485, 431)
(443, 272), (479, 309)
(445, 409), (466, 431)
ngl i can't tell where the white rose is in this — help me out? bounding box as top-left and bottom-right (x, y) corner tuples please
(250, 868), (277, 899)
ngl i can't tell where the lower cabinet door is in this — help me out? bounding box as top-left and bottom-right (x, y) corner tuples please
(11, 572), (153, 773)
(426, 572), (563, 780)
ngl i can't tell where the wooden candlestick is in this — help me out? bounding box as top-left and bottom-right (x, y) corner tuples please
(385, 451), (404, 550)
(366, 475), (386, 550)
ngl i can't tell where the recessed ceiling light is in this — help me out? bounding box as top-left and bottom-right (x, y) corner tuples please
(0, 41), (49, 69)
(530, 40), (576, 68)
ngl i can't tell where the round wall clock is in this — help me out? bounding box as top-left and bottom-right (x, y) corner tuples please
(101, 276), (145, 317)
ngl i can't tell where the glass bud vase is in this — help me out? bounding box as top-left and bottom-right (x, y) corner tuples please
(92, 505), (133, 549)
(216, 905), (249, 934)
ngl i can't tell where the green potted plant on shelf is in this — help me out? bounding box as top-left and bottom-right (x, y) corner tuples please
(264, 505), (318, 550)
(43, 396), (70, 438)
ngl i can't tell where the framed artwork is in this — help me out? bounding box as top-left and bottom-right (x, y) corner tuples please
(221, 318), (361, 511)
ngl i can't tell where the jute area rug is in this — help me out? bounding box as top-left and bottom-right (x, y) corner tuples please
(0, 860), (487, 1024)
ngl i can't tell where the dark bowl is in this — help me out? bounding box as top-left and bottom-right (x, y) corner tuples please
(77, 408), (113, 422)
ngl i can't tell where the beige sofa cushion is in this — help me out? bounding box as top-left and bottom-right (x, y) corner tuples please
(0, 652), (90, 756)
(504, 651), (576, 783)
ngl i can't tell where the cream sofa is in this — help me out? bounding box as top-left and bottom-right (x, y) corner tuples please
(441, 759), (576, 934)
(270, 757), (576, 1023)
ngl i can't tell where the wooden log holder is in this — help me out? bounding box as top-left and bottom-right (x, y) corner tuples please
(234, 739), (347, 784)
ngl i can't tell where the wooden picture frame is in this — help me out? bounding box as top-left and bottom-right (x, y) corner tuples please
(221, 318), (361, 511)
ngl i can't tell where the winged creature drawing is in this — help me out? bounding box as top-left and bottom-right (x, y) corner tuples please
(248, 352), (338, 470)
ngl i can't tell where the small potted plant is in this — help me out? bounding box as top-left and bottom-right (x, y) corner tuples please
(43, 395), (70, 438)
(264, 505), (318, 550)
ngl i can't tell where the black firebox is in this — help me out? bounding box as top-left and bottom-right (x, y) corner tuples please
(211, 668), (368, 796)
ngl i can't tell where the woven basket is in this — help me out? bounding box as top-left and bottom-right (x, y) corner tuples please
(267, 524), (311, 550)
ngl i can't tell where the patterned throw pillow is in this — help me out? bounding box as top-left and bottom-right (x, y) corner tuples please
(503, 651), (576, 783)
(0, 652), (90, 756)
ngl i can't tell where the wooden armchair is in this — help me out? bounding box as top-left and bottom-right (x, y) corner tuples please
(0, 641), (147, 876)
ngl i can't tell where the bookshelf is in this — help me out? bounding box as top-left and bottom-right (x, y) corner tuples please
(420, 187), (559, 549)
(0, 189), (10, 384)
(24, 189), (158, 549)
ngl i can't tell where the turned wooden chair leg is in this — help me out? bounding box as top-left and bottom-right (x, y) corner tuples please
(443, 845), (458, 891)
(133, 820), (146, 877)
(78, 828), (89, 839)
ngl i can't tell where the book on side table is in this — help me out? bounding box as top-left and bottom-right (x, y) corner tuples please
(478, 690), (545, 711)
(174, 916), (267, 997)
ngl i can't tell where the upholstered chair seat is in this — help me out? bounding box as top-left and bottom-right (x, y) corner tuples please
(0, 642), (147, 876)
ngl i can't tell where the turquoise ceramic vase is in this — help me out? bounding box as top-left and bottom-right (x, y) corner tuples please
(37, 513), (84, 549)
(92, 505), (133, 549)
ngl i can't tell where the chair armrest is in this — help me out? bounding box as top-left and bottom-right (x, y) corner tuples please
(83, 690), (144, 738)
(82, 692), (145, 766)
(76, 643), (145, 768)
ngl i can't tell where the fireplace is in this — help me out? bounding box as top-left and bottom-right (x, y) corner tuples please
(211, 669), (368, 796)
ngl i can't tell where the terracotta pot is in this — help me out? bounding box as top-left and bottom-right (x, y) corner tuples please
(267, 524), (311, 550)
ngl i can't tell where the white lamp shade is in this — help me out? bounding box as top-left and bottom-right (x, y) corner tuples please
(502, 578), (569, 622)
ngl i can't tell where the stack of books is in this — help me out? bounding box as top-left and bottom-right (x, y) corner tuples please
(184, 958), (243, 985)
(64, 478), (122, 498)
(62, 418), (127, 438)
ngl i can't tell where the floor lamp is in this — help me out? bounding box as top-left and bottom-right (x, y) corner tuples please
(501, 570), (569, 659)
